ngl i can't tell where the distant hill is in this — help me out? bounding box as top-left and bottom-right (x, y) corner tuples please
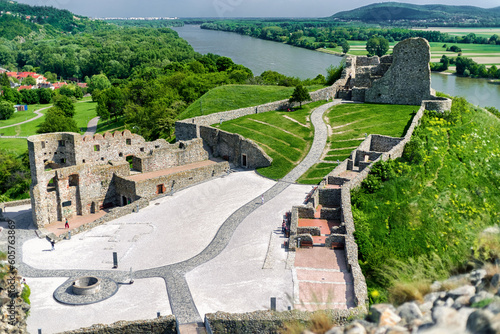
(330, 2), (500, 26)
(0, 0), (108, 39)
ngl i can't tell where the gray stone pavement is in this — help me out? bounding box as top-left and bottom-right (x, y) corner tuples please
(84, 116), (100, 136)
(12, 100), (341, 331)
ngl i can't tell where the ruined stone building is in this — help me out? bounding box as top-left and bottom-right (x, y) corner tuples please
(338, 37), (451, 110)
(28, 131), (229, 228)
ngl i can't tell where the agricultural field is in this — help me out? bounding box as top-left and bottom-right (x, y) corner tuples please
(321, 38), (500, 68)
(178, 84), (324, 120)
(214, 101), (325, 180)
(298, 103), (416, 184)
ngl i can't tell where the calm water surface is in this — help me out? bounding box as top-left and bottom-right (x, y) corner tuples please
(174, 25), (500, 110)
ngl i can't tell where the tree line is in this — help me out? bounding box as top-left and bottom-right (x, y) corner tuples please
(200, 21), (500, 51)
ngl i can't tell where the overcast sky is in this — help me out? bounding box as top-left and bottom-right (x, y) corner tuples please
(15, 0), (500, 18)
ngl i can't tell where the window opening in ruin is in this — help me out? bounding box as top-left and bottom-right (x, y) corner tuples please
(59, 140), (65, 147)
(126, 156), (135, 170)
(62, 201), (72, 207)
(126, 139), (131, 145)
(94, 145), (100, 152)
(101, 157), (104, 161)
(47, 178), (56, 192)
(155, 145), (160, 149)
(140, 147), (144, 152)
(90, 202), (96, 214)
(82, 159), (86, 163)
(178, 142), (185, 149)
(60, 158), (66, 164)
(157, 184), (165, 194)
(242, 154), (248, 168)
(122, 196), (127, 206)
(41, 141), (45, 149)
(119, 152), (123, 157)
(69, 174), (79, 187)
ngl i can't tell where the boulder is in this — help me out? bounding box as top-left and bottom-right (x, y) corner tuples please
(397, 302), (423, 325)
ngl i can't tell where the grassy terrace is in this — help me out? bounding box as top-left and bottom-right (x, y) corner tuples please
(297, 103), (417, 184)
(178, 84), (324, 120)
(214, 101), (326, 180)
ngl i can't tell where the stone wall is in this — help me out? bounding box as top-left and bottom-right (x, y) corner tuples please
(57, 316), (176, 334)
(364, 38), (433, 105)
(131, 161), (230, 200)
(205, 309), (364, 334)
(200, 126), (272, 169)
(318, 188), (341, 207)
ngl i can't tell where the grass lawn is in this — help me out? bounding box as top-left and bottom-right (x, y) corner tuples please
(0, 138), (28, 156)
(74, 101), (98, 133)
(178, 84), (325, 120)
(297, 103), (416, 184)
(0, 103), (52, 128)
(96, 118), (126, 134)
(214, 101), (328, 180)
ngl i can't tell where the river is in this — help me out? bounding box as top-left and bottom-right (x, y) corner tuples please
(173, 25), (500, 110)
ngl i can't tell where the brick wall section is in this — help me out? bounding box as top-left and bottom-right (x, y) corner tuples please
(58, 316), (176, 334)
(200, 126), (272, 169)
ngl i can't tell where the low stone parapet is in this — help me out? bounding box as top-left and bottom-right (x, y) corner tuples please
(57, 316), (177, 334)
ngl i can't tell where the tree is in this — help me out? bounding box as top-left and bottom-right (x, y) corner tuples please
(2, 87), (22, 104)
(58, 85), (74, 98)
(52, 95), (75, 118)
(0, 73), (10, 88)
(37, 88), (53, 104)
(366, 36), (390, 57)
(341, 40), (350, 54)
(289, 85), (311, 108)
(326, 62), (344, 86)
(96, 86), (125, 121)
(0, 101), (14, 120)
(23, 76), (36, 86)
(88, 73), (111, 100)
(37, 108), (79, 134)
(20, 89), (39, 104)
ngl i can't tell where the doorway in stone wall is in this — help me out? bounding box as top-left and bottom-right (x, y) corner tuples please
(242, 154), (248, 168)
(90, 202), (96, 214)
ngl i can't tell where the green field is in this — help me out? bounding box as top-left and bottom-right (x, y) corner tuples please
(0, 99), (97, 153)
(353, 98), (500, 302)
(179, 84), (324, 120)
(298, 103), (416, 184)
(215, 101), (327, 180)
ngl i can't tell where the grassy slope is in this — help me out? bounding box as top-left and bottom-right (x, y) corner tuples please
(352, 98), (500, 298)
(215, 101), (325, 180)
(298, 103), (416, 184)
(178, 84), (324, 120)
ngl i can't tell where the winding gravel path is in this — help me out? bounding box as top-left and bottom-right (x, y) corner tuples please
(16, 100), (341, 325)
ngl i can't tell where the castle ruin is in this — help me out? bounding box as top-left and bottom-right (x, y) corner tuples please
(28, 131), (229, 228)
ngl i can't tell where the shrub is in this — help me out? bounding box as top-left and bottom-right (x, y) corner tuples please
(361, 174), (381, 193)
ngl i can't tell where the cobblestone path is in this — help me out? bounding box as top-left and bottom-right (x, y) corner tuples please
(16, 100), (342, 325)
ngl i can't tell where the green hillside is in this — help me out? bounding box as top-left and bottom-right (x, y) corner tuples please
(0, 0), (108, 38)
(353, 98), (500, 301)
(331, 2), (500, 26)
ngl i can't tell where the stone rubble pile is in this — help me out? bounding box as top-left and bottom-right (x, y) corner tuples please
(321, 268), (500, 334)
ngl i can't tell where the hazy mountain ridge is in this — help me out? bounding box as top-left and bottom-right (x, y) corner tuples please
(330, 2), (500, 26)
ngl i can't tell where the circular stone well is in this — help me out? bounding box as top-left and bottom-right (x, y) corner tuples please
(72, 276), (101, 295)
(54, 277), (118, 305)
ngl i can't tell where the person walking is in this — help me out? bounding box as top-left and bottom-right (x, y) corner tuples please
(50, 240), (55, 251)
(64, 219), (69, 229)
(261, 195), (264, 205)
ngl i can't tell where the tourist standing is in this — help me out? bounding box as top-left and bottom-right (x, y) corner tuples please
(65, 219), (69, 229)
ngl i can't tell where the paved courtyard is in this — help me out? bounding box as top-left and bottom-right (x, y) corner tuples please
(3, 100), (353, 333)
(16, 171), (313, 333)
